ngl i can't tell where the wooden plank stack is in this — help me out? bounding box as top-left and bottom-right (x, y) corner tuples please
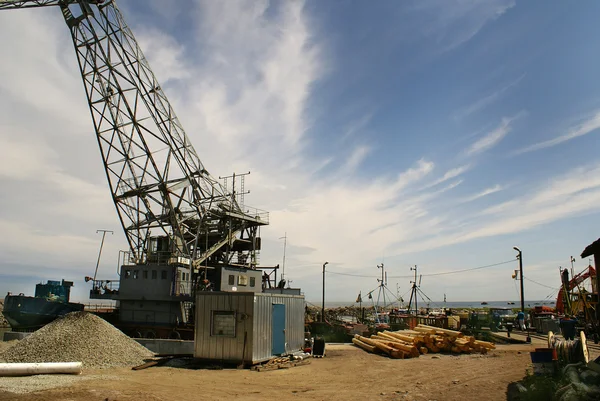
(352, 324), (495, 359)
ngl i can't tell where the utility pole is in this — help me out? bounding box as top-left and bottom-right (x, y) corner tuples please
(322, 261), (328, 323)
(513, 246), (530, 343)
(279, 233), (287, 280)
(514, 247), (524, 313)
(408, 265), (418, 315)
(377, 263), (386, 307)
(93, 230), (113, 282)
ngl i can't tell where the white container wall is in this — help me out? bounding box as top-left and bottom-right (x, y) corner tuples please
(194, 292), (305, 364)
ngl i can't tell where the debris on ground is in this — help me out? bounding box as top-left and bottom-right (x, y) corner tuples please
(0, 312), (153, 368)
(352, 324), (495, 359)
(252, 355), (312, 372)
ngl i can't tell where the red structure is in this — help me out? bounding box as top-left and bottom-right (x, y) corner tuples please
(556, 265), (596, 314)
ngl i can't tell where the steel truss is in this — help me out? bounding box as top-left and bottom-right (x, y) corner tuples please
(0, 0), (267, 267)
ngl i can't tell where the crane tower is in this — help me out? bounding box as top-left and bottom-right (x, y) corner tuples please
(0, 0), (270, 338)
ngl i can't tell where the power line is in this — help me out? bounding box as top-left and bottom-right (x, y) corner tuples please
(389, 259), (517, 278)
(327, 259), (518, 279)
(326, 271), (374, 278)
(524, 276), (559, 290)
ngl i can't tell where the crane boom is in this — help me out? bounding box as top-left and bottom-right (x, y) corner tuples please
(557, 265), (596, 314)
(1, 0), (265, 265)
(0, 0), (63, 9)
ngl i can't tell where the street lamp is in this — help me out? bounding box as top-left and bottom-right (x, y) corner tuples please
(322, 262), (328, 323)
(513, 247), (524, 313)
(513, 246), (530, 343)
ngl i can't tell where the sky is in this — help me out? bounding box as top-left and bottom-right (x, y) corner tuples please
(1, 0), (600, 305)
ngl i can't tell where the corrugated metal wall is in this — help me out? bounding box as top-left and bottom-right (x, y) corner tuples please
(194, 293), (255, 362)
(194, 292), (305, 364)
(252, 293), (305, 362)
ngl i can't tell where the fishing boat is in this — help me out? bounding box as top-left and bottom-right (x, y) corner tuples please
(2, 279), (84, 331)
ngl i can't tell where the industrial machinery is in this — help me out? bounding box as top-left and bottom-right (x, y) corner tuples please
(0, 0), (274, 339)
(557, 265), (597, 315)
(557, 265), (599, 342)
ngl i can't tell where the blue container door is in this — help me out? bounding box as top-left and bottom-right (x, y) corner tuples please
(272, 303), (286, 355)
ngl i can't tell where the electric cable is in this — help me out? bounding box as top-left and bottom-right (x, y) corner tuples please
(524, 277), (559, 290)
(327, 258), (517, 279)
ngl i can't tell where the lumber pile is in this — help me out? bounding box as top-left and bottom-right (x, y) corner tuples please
(353, 324), (495, 359)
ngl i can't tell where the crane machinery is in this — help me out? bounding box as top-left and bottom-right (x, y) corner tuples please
(557, 265), (597, 315)
(0, 0), (275, 339)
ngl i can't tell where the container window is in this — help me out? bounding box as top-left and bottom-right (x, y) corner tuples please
(133, 270), (139, 279)
(143, 270), (148, 279)
(152, 270), (157, 279)
(161, 270), (167, 280)
(250, 277), (256, 287)
(238, 275), (248, 286)
(124, 270), (131, 279)
(211, 311), (236, 337)
(228, 275), (235, 285)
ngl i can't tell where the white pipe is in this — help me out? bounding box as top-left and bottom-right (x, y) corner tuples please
(0, 362), (83, 376)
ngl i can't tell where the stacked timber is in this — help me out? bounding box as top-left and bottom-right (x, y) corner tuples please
(352, 324), (495, 359)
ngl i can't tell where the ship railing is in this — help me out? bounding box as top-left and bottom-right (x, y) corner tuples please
(88, 279), (119, 300)
(241, 206), (269, 224)
(84, 303), (118, 313)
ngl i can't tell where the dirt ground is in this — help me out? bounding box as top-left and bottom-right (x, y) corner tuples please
(0, 344), (535, 401)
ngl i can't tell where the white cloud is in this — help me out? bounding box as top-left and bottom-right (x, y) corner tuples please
(0, 1), (598, 304)
(456, 73), (525, 119)
(461, 184), (504, 203)
(415, 0), (516, 52)
(336, 145), (372, 177)
(392, 159), (435, 191)
(467, 113), (523, 156)
(513, 110), (600, 155)
(393, 163), (600, 256)
(422, 164), (470, 189)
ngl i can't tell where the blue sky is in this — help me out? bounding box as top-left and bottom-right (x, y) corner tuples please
(1, 0), (600, 305)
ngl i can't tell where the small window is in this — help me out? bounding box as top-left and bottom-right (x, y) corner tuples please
(250, 277), (256, 287)
(133, 270), (139, 279)
(152, 270), (157, 279)
(161, 270), (167, 280)
(124, 270), (131, 279)
(238, 275), (248, 286)
(228, 275), (235, 285)
(211, 311), (236, 337)
(143, 270), (148, 279)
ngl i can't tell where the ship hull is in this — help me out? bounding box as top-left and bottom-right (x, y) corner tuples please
(2, 295), (84, 331)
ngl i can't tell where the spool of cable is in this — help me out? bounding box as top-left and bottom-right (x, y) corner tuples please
(550, 331), (589, 365)
(548, 331), (555, 348)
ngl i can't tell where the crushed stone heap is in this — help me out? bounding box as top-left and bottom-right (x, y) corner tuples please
(0, 312), (154, 368)
(0, 300), (9, 327)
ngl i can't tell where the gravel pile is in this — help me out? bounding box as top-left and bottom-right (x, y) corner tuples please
(0, 312), (153, 368)
(0, 300), (9, 327)
(0, 340), (17, 354)
(0, 373), (120, 394)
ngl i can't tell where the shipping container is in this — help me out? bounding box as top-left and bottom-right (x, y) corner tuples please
(194, 292), (305, 364)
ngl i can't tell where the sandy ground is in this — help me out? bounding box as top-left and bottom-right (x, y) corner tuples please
(0, 344), (535, 401)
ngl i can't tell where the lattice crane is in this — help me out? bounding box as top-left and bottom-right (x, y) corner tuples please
(0, 0), (267, 270)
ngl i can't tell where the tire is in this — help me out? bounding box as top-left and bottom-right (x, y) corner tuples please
(169, 330), (181, 340)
